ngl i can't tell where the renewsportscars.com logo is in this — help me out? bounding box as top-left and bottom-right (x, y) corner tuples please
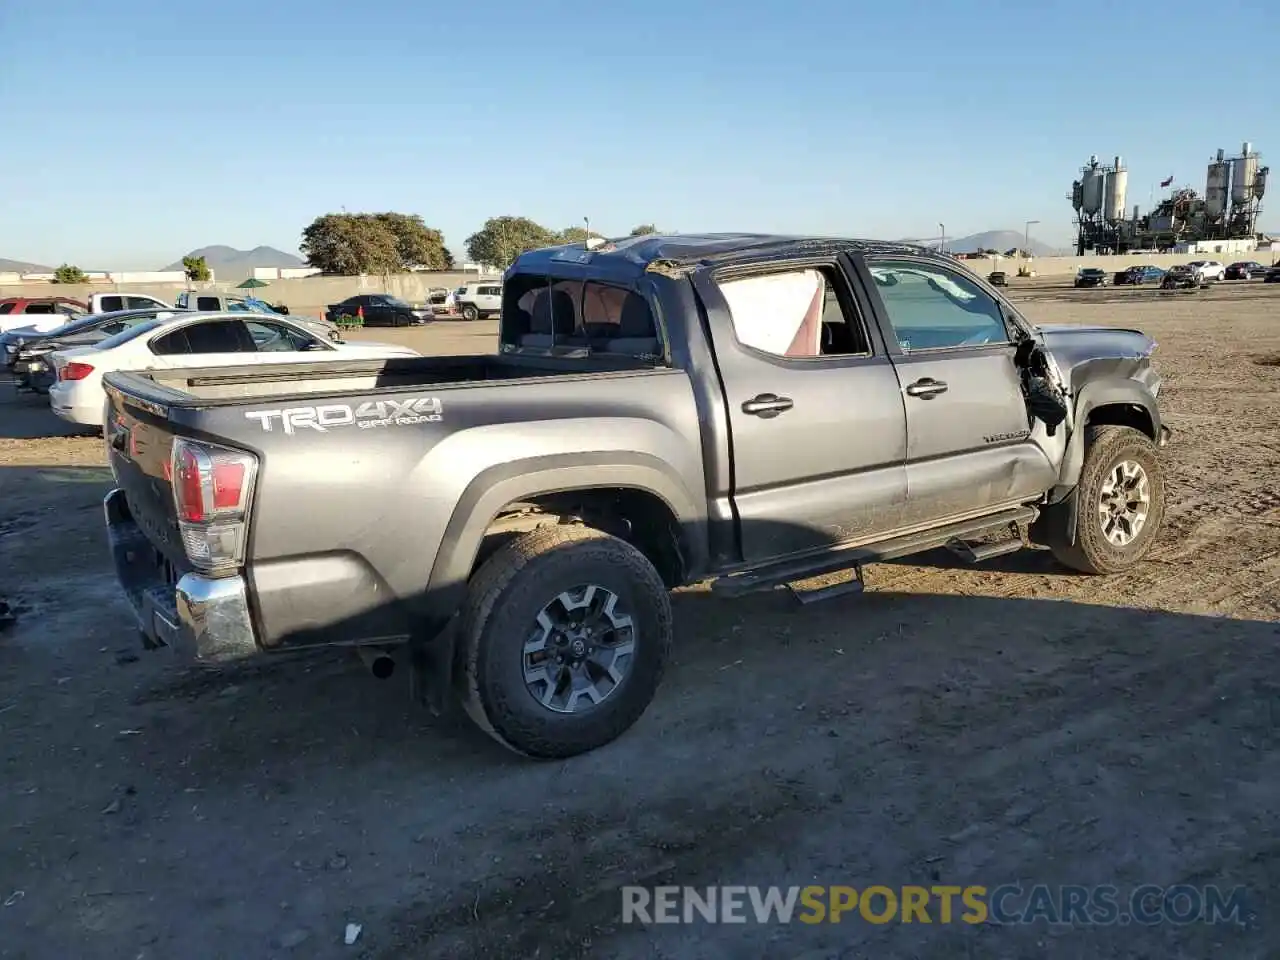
(244, 397), (444, 435)
(621, 884), (1249, 927)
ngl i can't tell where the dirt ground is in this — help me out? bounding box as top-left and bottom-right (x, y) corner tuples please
(1, 284), (1278, 959)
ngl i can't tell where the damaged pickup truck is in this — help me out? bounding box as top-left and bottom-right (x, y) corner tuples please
(100, 235), (1170, 758)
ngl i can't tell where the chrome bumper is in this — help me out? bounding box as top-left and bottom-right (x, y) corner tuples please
(104, 488), (259, 660)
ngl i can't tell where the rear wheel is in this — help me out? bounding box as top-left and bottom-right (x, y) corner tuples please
(1039, 425), (1165, 574)
(457, 525), (673, 758)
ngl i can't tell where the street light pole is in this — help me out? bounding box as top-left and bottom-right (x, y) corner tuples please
(1024, 220), (1040, 258)
(938, 223), (946, 254)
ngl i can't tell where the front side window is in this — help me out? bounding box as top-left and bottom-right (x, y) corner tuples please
(868, 260), (1008, 352)
(23, 303), (56, 314)
(125, 296), (161, 309)
(715, 266), (870, 359)
(100, 296), (125, 312)
(196, 296), (223, 311)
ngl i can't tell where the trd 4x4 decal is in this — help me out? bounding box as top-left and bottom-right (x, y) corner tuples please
(244, 397), (443, 434)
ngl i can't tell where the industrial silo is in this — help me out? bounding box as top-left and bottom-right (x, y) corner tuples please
(1205, 149), (1230, 219)
(1104, 156), (1128, 221)
(1081, 158), (1106, 216)
(1231, 141), (1259, 206)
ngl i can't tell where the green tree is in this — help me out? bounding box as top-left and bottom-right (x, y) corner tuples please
(52, 264), (87, 284)
(300, 212), (451, 275)
(558, 226), (605, 244)
(182, 255), (212, 281)
(629, 224), (659, 236)
(465, 216), (559, 269)
(373, 213), (454, 270)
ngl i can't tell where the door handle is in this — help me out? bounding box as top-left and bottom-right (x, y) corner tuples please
(905, 378), (948, 399)
(742, 393), (794, 417)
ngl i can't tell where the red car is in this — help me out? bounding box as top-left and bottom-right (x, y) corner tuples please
(0, 296), (88, 319)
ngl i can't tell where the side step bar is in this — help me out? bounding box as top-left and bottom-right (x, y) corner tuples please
(710, 505), (1039, 599)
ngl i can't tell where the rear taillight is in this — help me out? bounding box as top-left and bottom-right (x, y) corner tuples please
(170, 438), (258, 575)
(60, 361), (94, 381)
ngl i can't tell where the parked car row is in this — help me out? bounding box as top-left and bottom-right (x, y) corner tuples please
(1072, 258), (1277, 291)
(324, 282), (504, 326)
(8, 306), (420, 429)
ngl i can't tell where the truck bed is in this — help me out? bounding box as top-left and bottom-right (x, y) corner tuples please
(103, 353), (659, 406)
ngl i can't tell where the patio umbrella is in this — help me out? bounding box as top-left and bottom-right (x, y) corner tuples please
(236, 277), (270, 289)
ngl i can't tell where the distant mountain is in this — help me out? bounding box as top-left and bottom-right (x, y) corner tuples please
(163, 245), (304, 274)
(0, 257), (52, 273)
(936, 230), (1064, 257)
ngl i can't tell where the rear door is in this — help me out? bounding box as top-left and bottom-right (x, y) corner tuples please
(691, 254), (908, 563)
(858, 256), (1056, 527)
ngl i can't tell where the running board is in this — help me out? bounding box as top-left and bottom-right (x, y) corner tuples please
(710, 506), (1039, 598)
(945, 537), (1027, 564)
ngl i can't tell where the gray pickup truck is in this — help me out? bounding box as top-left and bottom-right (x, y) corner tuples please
(101, 234), (1170, 759)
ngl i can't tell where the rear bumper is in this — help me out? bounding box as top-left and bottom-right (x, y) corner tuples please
(104, 488), (259, 660)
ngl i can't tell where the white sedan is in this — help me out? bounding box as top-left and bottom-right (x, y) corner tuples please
(48, 311), (420, 427)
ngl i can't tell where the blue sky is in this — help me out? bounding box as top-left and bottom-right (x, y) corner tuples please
(1, 0), (1276, 268)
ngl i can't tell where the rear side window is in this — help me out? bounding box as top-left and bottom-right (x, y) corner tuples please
(23, 303), (56, 314)
(196, 296), (223, 311)
(152, 319), (255, 355)
(715, 266), (870, 359)
(125, 296), (159, 309)
(100, 296), (125, 312)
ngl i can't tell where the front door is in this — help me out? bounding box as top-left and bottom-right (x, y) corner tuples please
(860, 256), (1057, 527)
(692, 255), (908, 565)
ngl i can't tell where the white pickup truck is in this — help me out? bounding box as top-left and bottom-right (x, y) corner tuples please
(86, 292), (173, 313)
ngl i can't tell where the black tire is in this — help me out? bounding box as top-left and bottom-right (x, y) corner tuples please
(457, 524), (673, 759)
(1039, 425), (1165, 574)
(461, 304), (479, 322)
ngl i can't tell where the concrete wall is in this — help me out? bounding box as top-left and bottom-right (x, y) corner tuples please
(3, 249), (1276, 315)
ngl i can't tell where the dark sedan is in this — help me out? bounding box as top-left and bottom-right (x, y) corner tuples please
(324, 294), (431, 327)
(6, 308), (170, 391)
(1074, 268), (1109, 288)
(1116, 265), (1166, 285)
(1265, 263), (1280, 283)
(1225, 260), (1267, 280)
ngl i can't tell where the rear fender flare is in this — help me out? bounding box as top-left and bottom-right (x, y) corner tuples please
(419, 451), (705, 625)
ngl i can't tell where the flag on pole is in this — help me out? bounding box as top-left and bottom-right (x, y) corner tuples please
(1160, 175), (1174, 188)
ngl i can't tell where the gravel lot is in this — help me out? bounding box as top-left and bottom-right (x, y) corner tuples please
(1, 284), (1278, 958)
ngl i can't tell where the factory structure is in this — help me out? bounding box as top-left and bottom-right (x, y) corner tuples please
(1069, 141), (1269, 255)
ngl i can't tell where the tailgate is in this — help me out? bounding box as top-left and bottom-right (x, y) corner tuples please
(104, 385), (187, 567)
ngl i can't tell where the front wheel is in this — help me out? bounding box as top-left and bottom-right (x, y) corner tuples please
(461, 304), (479, 322)
(1038, 425), (1165, 574)
(457, 525), (673, 758)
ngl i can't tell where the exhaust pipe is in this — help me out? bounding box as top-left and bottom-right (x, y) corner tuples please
(357, 646), (395, 679)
